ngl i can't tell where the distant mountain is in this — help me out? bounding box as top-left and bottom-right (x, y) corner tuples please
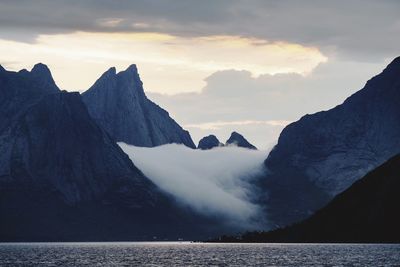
(82, 65), (196, 148)
(197, 132), (256, 150)
(216, 154), (400, 243)
(262, 56), (400, 227)
(226, 132), (257, 150)
(198, 135), (223, 150)
(0, 65), (206, 241)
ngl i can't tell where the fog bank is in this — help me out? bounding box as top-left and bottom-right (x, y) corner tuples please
(119, 143), (268, 229)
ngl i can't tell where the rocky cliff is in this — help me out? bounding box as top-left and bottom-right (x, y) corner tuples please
(224, 154), (400, 243)
(82, 65), (196, 148)
(0, 65), (206, 241)
(262, 56), (400, 227)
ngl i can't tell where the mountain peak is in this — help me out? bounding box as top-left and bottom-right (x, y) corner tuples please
(30, 63), (59, 92)
(86, 65), (143, 98)
(119, 64), (140, 81)
(99, 67), (117, 79)
(31, 63), (51, 76)
(106, 66), (117, 74)
(82, 64), (196, 148)
(198, 134), (223, 150)
(262, 56), (400, 228)
(226, 132), (257, 149)
(125, 64), (138, 73)
(116, 64), (145, 98)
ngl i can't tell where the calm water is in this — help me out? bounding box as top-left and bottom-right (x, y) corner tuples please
(0, 242), (399, 266)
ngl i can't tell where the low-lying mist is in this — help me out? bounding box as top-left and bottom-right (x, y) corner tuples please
(119, 143), (268, 230)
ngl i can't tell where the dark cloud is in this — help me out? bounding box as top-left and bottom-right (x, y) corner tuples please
(0, 0), (399, 60)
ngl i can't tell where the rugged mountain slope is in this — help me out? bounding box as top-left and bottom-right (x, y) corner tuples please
(198, 135), (223, 150)
(0, 65), (207, 241)
(82, 65), (196, 148)
(226, 132), (257, 150)
(222, 154), (400, 243)
(0, 63), (59, 133)
(262, 56), (400, 227)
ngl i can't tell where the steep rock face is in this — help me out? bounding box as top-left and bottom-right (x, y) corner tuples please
(0, 63), (59, 132)
(215, 154), (400, 243)
(262, 56), (400, 227)
(82, 65), (196, 148)
(0, 65), (208, 241)
(226, 132), (257, 150)
(198, 135), (223, 150)
(0, 91), (153, 204)
(248, 154), (400, 243)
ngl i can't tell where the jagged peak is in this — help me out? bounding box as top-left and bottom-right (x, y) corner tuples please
(85, 64), (146, 98)
(99, 67), (117, 79)
(116, 64), (145, 96)
(26, 63), (59, 92)
(226, 131), (257, 150)
(118, 64), (140, 78)
(85, 67), (117, 91)
(95, 65), (141, 82)
(31, 63), (52, 77)
(230, 131), (241, 137)
(228, 131), (245, 141)
(125, 64), (138, 73)
(106, 66), (117, 75)
(198, 134), (222, 150)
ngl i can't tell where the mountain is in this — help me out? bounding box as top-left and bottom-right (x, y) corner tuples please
(82, 65), (196, 148)
(226, 132), (257, 150)
(198, 134), (223, 150)
(261, 56), (400, 227)
(0, 65), (206, 241)
(197, 132), (256, 150)
(0, 63), (59, 133)
(216, 154), (400, 243)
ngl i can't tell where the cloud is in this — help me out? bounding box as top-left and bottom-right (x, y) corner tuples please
(97, 18), (125, 28)
(0, 0), (399, 60)
(1, 1), (398, 153)
(185, 120), (291, 130)
(149, 59), (387, 149)
(119, 143), (268, 230)
(0, 32), (325, 93)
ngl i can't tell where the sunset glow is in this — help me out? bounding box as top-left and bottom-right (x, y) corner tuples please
(0, 31), (326, 93)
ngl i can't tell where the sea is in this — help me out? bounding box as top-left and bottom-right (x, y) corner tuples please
(0, 242), (399, 266)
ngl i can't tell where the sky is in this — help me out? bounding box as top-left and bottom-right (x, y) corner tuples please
(0, 0), (399, 148)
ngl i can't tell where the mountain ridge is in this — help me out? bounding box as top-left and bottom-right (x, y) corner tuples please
(213, 154), (400, 243)
(261, 56), (400, 227)
(82, 65), (196, 148)
(0, 64), (211, 241)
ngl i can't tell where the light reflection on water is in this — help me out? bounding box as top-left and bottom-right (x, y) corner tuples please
(0, 242), (399, 266)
